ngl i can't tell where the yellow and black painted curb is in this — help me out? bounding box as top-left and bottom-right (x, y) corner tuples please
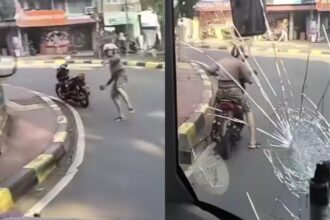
(177, 63), (214, 165)
(187, 44), (330, 56)
(0, 92), (68, 213)
(10, 59), (165, 69)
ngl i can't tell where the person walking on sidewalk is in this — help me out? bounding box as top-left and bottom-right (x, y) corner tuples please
(100, 43), (134, 121)
(278, 20), (288, 42)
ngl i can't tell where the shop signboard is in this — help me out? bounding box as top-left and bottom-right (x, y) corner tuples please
(104, 12), (138, 26)
(140, 10), (159, 28)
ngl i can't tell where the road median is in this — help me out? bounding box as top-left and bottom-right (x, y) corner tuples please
(0, 85), (73, 213)
(177, 62), (214, 168)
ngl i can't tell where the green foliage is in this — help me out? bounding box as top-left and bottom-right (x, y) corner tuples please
(176, 0), (198, 19)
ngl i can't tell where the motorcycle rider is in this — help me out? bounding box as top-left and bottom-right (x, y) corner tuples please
(206, 45), (260, 149)
(100, 43), (134, 121)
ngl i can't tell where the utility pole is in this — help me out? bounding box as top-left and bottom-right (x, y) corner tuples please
(95, 0), (103, 58)
(125, 0), (129, 57)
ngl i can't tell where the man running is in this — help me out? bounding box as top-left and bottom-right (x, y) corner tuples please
(100, 43), (134, 121)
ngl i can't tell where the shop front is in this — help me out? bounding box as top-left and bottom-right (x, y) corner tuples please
(316, 0), (330, 41)
(16, 10), (95, 55)
(193, 0), (233, 40)
(266, 1), (318, 41)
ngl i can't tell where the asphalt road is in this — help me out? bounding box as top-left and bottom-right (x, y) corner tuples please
(183, 47), (330, 220)
(6, 66), (165, 220)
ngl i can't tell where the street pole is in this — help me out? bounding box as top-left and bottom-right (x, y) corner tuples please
(310, 161), (330, 220)
(95, 0), (103, 58)
(125, 0), (129, 57)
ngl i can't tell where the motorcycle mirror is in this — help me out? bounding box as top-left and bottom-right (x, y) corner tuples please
(229, 0), (267, 37)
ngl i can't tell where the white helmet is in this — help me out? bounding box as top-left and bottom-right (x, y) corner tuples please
(103, 43), (118, 51)
(103, 43), (118, 58)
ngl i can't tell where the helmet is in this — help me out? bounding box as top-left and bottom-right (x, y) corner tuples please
(231, 45), (248, 59)
(103, 43), (118, 58)
(59, 63), (68, 69)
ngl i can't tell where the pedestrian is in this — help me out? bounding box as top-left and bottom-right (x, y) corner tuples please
(100, 43), (134, 121)
(278, 20), (288, 42)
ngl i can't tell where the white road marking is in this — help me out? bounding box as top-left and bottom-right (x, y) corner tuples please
(146, 110), (165, 118)
(132, 139), (164, 157)
(85, 133), (104, 141)
(6, 101), (45, 112)
(24, 95), (85, 217)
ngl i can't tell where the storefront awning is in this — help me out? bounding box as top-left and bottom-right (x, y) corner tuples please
(266, 4), (316, 11)
(67, 16), (96, 25)
(16, 10), (68, 27)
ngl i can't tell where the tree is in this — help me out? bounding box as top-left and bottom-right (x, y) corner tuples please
(176, 0), (198, 19)
(0, 0), (16, 21)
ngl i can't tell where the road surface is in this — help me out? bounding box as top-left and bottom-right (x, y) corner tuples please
(7, 66), (165, 220)
(183, 47), (330, 220)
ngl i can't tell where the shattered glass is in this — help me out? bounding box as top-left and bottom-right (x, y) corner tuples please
(265, 106), (330, 196)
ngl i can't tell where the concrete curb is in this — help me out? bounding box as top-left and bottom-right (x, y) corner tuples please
(186, 44), (330, 55)
(14, 59), (165, 69)
(178, 63), (214, 166)
(0, 88), (69, 213)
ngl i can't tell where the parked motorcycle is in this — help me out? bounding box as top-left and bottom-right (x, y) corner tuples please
(116, 39), (138, 55)
(55, 63), (90, 108)
(211, 98), (245, 160)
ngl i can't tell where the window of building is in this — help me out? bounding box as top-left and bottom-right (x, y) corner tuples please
(53, 0), (65, 10)
(67, 0), (92, 14)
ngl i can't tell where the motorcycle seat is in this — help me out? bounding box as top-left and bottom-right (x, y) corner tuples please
(217, 99), (242, 111)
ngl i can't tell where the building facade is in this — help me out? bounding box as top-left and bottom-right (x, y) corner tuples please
(193, 0), (233, 40)
(266, 0), (330, 41)
(103, 0), (142, 39)
(191, 0), (330, 42)
(0, 0), (97, 56)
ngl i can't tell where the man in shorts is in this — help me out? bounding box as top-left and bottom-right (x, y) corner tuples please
(206, 46), (259, 149)
(100, 43), (134, 121)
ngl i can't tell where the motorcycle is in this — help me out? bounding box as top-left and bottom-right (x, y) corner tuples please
(55, 65), (90, 108)
(211, 98), (245, 160)
(116, 39), (138, 55)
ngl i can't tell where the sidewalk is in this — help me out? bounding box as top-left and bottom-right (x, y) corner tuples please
(13, 54), (165, 70)
(0, 85), (71, 212)
(188, 38), (330, 51)
(176, 62), (214, 166)
(18, 53), (165, 63)
(176, 63), (204, 125)
(0, 86), (58, 182)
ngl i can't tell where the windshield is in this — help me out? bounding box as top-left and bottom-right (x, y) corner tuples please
(175, 0), (330, 219)
(0, 0), (164, 219)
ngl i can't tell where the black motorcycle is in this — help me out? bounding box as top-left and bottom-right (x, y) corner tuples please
(116, 39), (138, 55)
(55, 65), (90, 108)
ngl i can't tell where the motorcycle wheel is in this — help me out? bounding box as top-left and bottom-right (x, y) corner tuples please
(55, 84), (66, 100)
(220, 125), (232, 160)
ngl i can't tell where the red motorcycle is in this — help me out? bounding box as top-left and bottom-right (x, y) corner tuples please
(211, 98), (245, 160)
